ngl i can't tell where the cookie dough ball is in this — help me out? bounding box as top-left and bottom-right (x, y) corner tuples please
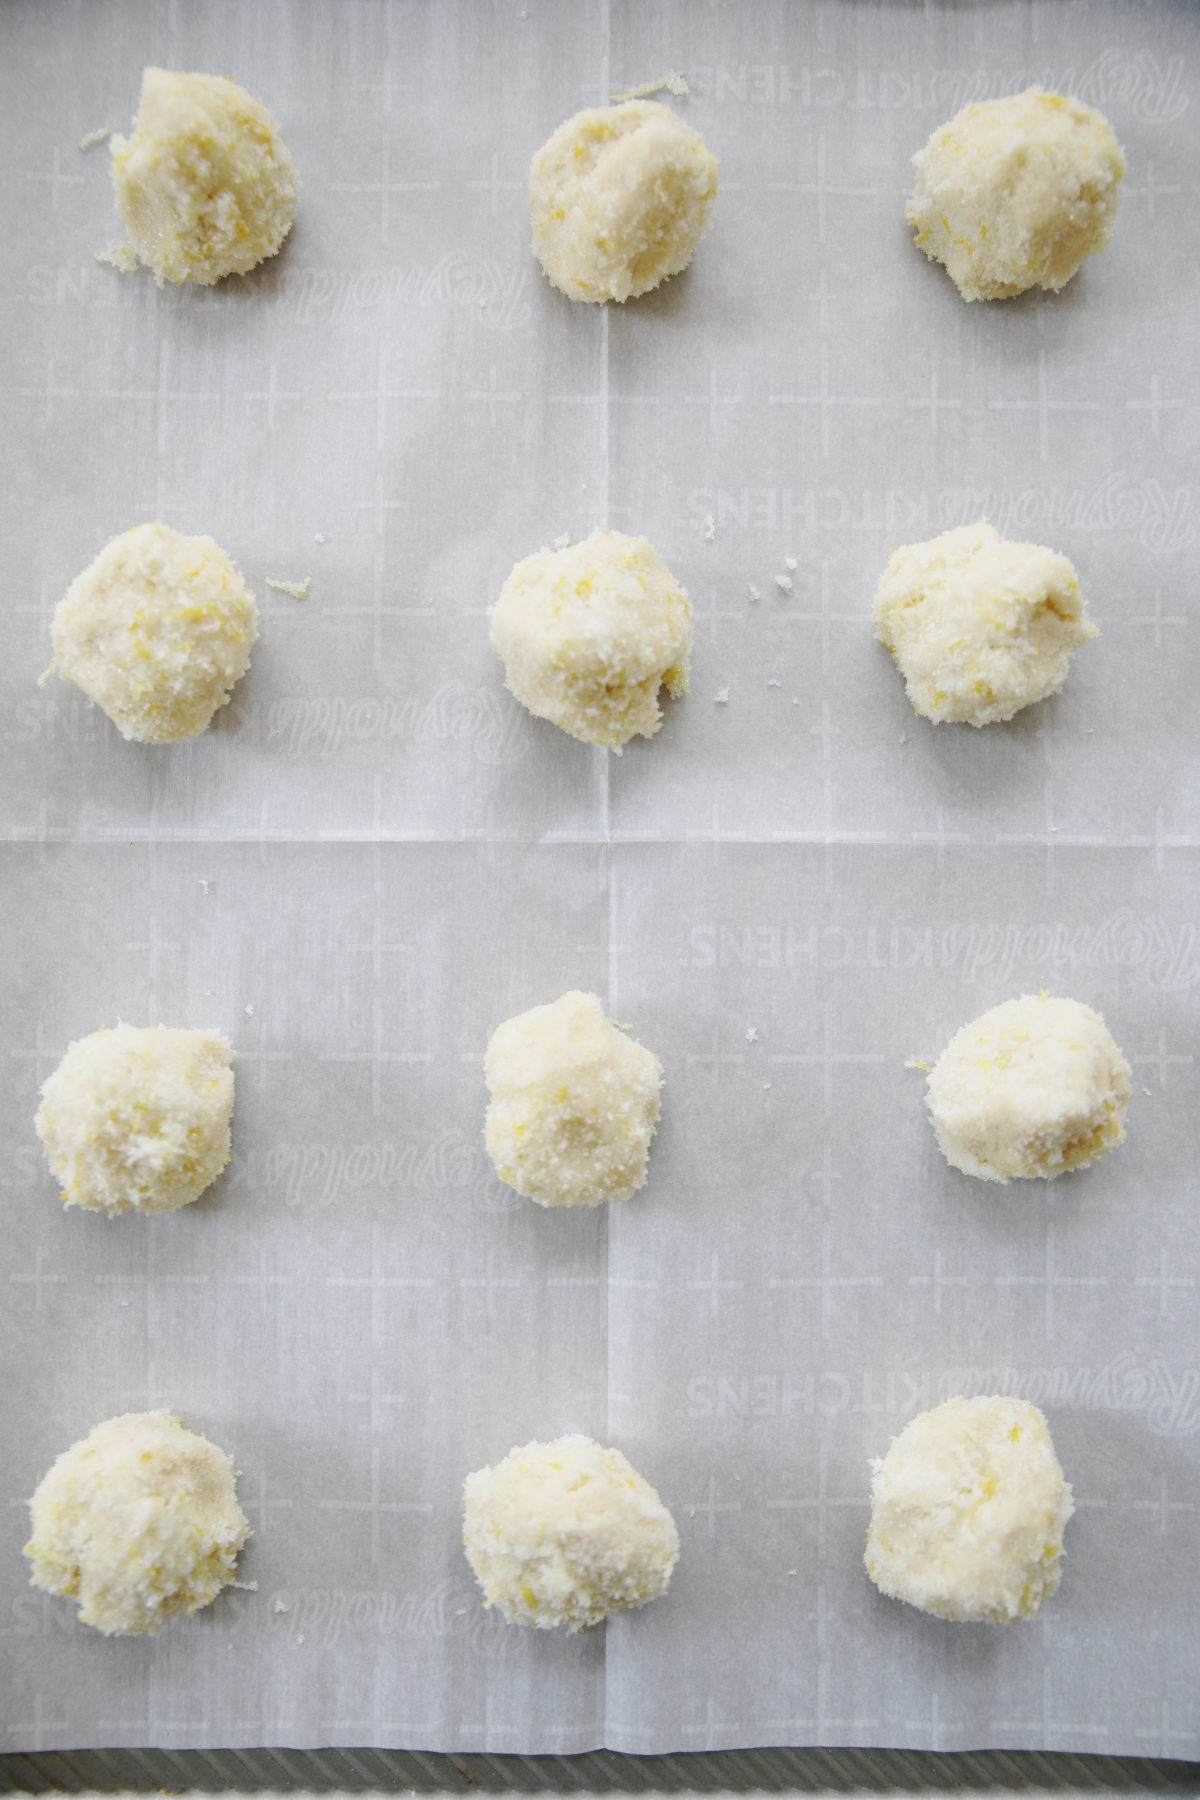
(873, 520), (1095, 726)
(926, 993), (1130, 1184)
(51, 522), (257, 742)
(25, 1410), (250, 1636)
(111, 67), (297, 286)
(36, 1023), (235, 1214)
(907, 87), (1124, 301)
(491, 530), (691, 749)
(531, 100), (718, 303)
(865, 1396), (1074, 1623)
(485, 991), (662, 1207)
(463, 1434), (679, 1631)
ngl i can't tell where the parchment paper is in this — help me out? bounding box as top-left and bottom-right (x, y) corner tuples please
(1, 0), (1197, 1761)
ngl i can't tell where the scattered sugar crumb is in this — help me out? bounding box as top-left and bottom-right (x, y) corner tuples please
(231, 1579), (259, 1592)
(748, 584), (761, 601)
(792, 697), (799, 705)
(198, 878), (210, 893)
(763, 1082), (772, 1090)
(767, 679), (781, 688)
(611, 70), (690, 101)
(784, 556), (798, 571)
(297, 1634), (305, 1644)
(745, 1027), (759, 1043)
(265, 577), (310, 600)
(714, 687), (729, 705)
(314, 532), (325, 544)
(97, 240), (139, 273)
(787, 1568), (797, 1576)
(775, 574), (793, 594)
(119, 1300), (130, 1308)
(1143, 1087), (1152, 1097)
(78, 127), (110, 152)
(273, 1598), (290, 1614)
(704, 513), (716, 541)
(899, 734), (908, 744)
(245, 1003), (255, 1016)
(552, 532), (570, 550)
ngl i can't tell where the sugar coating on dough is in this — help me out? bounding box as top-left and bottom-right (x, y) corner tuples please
(865, 1396), (1074, 1623)
(485, 991), (662, 1208)
(463, 1433), (679, 1631)
(531, 100), (718, 303)
(926, 993), (1130, 1184)
(111, 67), (297, 286)
(25, 1410), (250, 1636)
(37, 1023), (234, 1214)
(907, 87), (1124, 302)
(873, 520), (1095, 726)
(51, 522), (258, 742)
(491, 530), (691, 750)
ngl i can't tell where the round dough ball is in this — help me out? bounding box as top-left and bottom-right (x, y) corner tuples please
(485, 990), (662, 1208)
(531, 100), (718, 303)
(463, 1433), (679, 1631)
(25, 1410), (250, 1636)
(111, 67), (297, 286)
(873, 520), (1095, 726)
(865, 1396), (1074, 1623)
(51, 522), (258, 742)
(36, 1023), (235, 1214)
(926, 993), (1130, 1183)
(906, 87), (1124, 302)
(491, 530), (691, 749)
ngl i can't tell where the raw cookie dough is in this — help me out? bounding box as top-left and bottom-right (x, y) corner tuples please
(925, 992), (1130, 1183)
(865, 1395), (1074, 1622)
(907, 87), (1124, 301)
(25, 1410), (250, 1636)
(463, 1433), (679, 1630)
(531, 99), (718, 303)
(873, 520), (1095, 726)
(491, 530), (691, 749)
(111, 67), (297, 286)
(484, 990), (662, 1207)
(50, 522), (258, 742)
(36, 1023), (235, 1213)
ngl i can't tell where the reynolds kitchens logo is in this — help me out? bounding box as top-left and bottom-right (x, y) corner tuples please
(689, 912), (1200, 991)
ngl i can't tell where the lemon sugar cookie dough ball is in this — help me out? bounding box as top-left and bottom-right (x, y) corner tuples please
(25, 1410), (250, 1636)
(485, 991), (662, 1208)
(491, 530), (691, 750)
(111, 68), (297, 286)
(865, 1396), (1074, 1623)
(463, 1434), (679, 1631)
(50, 522), (257, 743)
(531, 100), (718, 303)
(925, 993), (1130, 1184)
(36, 1024), (235, 1214)
(907, 87), (1124, 302)
(873, 520), (1096, 726)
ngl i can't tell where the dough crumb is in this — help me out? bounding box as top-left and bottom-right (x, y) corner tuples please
(37, 1023), (234, 1214)
(50, 522), (257, 742)
(25, 1410), (250, 1636)
(865, 1396), (1073, 1622)
(265, 576), (309, 600)
(79, 127), (110, 152)
(925, 992), (1130, 1182)
(873, 520), (1095, 726)
(552, 532), (570, 550)
(531, 100), (718, 304)
(491, 529), (691, 749)
(611, 71), (691, 102)
(463, 1434), (678, 1630)
(785, 556), (798, 571)
(704, 513), (716, 541)
(485, 991), (662, 1208)
(748, 584), (761, 601)
(111, 67), (297, 287)
(313, 532), (326, 544)
(97, 239), (139, 272)
(907, 87), (1124, 301)
(714, 687), (729, 704)
(775, 574), (793, 594)
(745, 1027), (759, 1042)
